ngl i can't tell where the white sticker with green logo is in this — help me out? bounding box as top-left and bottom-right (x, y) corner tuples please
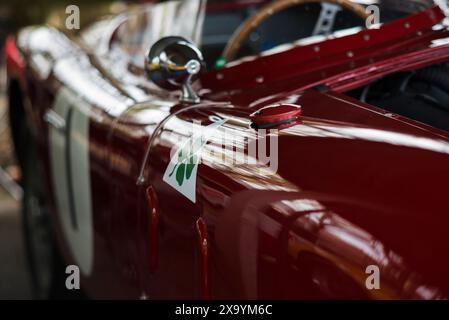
(163, 117), (226, 203)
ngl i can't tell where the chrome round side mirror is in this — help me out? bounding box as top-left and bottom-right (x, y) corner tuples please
(145, 36), (204, 104)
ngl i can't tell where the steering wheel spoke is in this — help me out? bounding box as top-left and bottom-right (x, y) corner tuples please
(312, 3), (341, 36)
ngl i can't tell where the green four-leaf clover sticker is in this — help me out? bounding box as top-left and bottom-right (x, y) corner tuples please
(169, 141), (200, 186)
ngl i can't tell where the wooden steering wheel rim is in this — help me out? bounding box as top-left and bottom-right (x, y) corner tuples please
(222, 0), (370, 62)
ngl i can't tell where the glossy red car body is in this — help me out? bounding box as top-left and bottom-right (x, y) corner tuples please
(6, 1), (449, 299)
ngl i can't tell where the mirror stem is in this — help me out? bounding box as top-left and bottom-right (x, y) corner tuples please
(181, 75), (200, 104)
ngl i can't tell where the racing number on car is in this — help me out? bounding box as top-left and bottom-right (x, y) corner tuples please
(48, 87), (94, 276)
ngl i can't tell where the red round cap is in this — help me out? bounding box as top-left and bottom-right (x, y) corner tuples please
(250, 104), (302, 126)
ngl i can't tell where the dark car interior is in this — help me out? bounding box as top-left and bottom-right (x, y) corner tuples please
(202, 2), (366, 65)
(349, 64), (449, 132)
(201, 0), (421, 66)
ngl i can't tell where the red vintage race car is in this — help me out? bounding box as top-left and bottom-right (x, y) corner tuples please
(5, 0), (449, 299)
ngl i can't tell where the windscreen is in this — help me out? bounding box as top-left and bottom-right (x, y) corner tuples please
(110, 0), (440, 67)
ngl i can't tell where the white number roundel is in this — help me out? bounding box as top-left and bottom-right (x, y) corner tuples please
(49, 87), (94, 276)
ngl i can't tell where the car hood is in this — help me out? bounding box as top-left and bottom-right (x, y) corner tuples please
(261, 90), (449, 294)
(190, 89), (449, 297)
